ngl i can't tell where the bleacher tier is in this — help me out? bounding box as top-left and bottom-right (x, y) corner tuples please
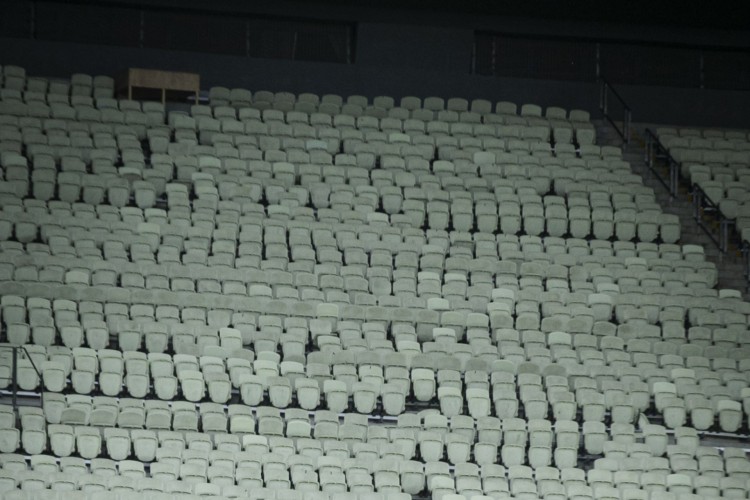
(0, 63), (749, 500)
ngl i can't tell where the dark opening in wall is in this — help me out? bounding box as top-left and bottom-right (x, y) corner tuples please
(246, 18), (352, 63)
(2, 0), (355, 64)
(35, 2), (141, 47)
(143, 11), (247, 56)
(599, 42), (700, 88)
(702, 50), (750, 91)
(474, 33), (597, 82)
(294, 23), (351, 64)
(0, 0), (31, 39)
(474, 31), (750, 90)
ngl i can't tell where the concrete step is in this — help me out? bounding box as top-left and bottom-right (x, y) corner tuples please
(668, 210), (697, 218)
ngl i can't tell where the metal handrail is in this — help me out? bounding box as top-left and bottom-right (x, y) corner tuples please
(644, 128), (742, 257)
(0, 345), (44, 411)
(691, 183), (725, 250)
(691, 183), (737, 255)
(644, 128), (680, 198)
(599, 76), (632, 146)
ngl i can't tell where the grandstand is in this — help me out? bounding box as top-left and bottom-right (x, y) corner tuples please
(1, 1), (750, 500)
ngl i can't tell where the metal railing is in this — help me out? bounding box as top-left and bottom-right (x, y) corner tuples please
(644, 128), (680, 199)
(0, 345), (44, 411)
(691, 183), (736, 254)
(598, 80), (748, 288)
(645, 128), (742, 257)
(599, 76), (631, 146)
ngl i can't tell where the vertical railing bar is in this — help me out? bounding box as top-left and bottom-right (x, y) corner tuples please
(11, 347), (18, 411)
(1, 345), (45, 414)
(246, 20), (251, 58)
(139, 9), (145, 49)
(595, 43), (600, 80)
(599, 76), (632, 144)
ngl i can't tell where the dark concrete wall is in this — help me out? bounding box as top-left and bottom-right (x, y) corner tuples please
(80, 0), (750, 46)
(1, 11), (749, 129)
(613, 84), (750, 129)
(0, 34), (599, 112)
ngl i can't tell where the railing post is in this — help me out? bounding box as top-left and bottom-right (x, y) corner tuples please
(693, 185), (701, 220)
(1, 345), (45, 415)
(720, 218), (733, 255)
(600, 77), (631, 146)
(11, 347), (18, 410)
(625, 108), (631, 145)
(645, 128), (683, 201)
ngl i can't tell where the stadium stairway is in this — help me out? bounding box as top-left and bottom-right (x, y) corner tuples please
(593, 119), (749, 297)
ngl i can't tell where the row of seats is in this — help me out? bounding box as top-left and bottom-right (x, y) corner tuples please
(3, 412), (750, 498)
(1, 472), (747, 500)
(7, 414), (584, 468)
(5, 320), (750, 368)
(5, 408), (737, 464)
(1, 175), (675, 223)
(0, 158), (656, 202)
(0, 258), (724, 316)
(0, 94), (164, 113)
(0, 258), (721, 316)
(207, 86), (595, 127)
(5, 398), (749, 476)
(3, 337), (748, 428)
(6, 277), (748, 351)
(187, 103), (591, 135)
(0, 212), (683, 254)
(4, 282), (747, 352)
(0, 140), (624, 180)
(1, 486), (411, 500)
(2, 145), (615, 190)
(1, 120), (595, 167)
(0, 215), (705, 265)
(658, 126), (750, 145)
(5, 313), (749, 370)
(3, 434), (745, 496)
(0, 135), (630, 180)
(0, 103), (163, 129)
(0, 417), (732, 465)
(206, 88), (590, 119)
(1, 107), (587, 152)
(0, 467), (413, 500)
(1, 66), (114, 99)
(0, 232), (711, 274)
(172, 110), (591, 141)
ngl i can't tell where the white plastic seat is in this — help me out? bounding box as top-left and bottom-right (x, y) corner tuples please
(412, 367), (436, 402)
(49, 424), (75, 457)
(324, 379), (349, 413)
(103, 427), (131, 460)
(438, 386), (464, 417)
(295, 378), (321, 410)
(715, 399), (742, 432)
